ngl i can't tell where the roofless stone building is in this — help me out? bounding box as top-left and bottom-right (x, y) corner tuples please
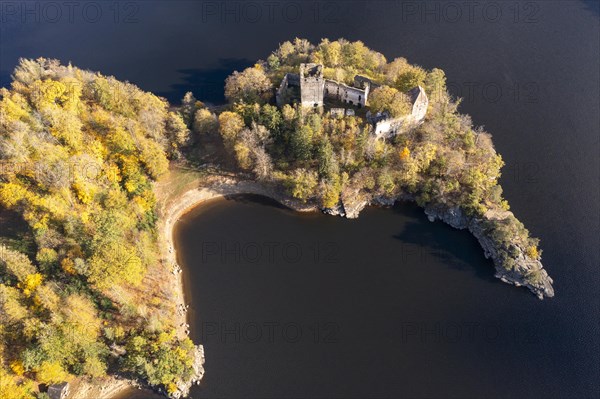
(299, 63), (325, 108)
(276, 63), (429, 138)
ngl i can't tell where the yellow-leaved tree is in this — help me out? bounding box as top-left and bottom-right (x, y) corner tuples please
(0, 58), (196, 395)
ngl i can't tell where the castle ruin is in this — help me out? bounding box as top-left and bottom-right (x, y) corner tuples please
(276, 63), (373, 109)
(369, 86), (429, 139)
(276, 63), (428, 138)
(299, 63), (325, 108)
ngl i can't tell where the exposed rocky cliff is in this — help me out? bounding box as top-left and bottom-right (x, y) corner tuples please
(422, 204), (554, 299)
(325, 195), (554, 300)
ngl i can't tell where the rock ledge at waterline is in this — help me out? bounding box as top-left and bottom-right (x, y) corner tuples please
(325, 192), (553, 299)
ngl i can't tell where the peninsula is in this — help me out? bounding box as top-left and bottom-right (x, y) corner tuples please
(0, 38), (553, 399)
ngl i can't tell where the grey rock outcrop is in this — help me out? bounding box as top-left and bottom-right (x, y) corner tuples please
(370, 195), (397, 207)
(424, 204), (554, 299)
(317, 189), (554, 300)
(343, 199), (368, 219)
(171, 345), (205, 399)
(341, 189), (369, 219)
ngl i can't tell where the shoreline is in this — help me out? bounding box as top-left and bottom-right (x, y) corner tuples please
(68, 376), (139, 399)
(89, 176), (294, 399)
(153, 175), (318, 397)
(159, 176), (318, 329)
(110, 170), (553, 398)
(160, 177), (318, 296)
(157, 174), (554, 348)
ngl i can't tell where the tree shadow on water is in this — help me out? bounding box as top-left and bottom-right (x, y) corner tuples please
(391, 205), (497, 284)
(157, 58), (254, 104)
(222, 193), (291, 211)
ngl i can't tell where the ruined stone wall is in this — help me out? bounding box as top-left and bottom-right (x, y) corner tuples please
(324, 79), (368, 107)
(324, 80), (340, 99)
(300, 64), (324, 107)
(410, 87), (428, 121)
(374, 117), (407, 138)
(300, 78), (324, 107)
(373, 86), (429, 139)
(275, 74), (290, 107)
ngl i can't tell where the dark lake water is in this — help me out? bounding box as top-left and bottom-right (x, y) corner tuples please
(174, 195), (595, 398)
(2, 1), (598, 398)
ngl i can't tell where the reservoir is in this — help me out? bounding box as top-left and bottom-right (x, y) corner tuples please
(173, 195), (596, 398)
(3, 1), (597, 397)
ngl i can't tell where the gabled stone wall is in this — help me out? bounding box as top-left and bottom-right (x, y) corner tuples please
(373, 86), (429, 139)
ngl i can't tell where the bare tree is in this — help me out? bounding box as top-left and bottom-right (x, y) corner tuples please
(252, 146), (273, 181)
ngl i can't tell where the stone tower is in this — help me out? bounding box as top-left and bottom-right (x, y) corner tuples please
(299, 63), (324, 108)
